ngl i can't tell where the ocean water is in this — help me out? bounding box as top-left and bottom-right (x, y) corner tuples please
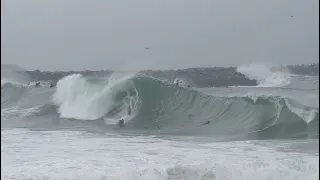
(1, 66), (319, 180)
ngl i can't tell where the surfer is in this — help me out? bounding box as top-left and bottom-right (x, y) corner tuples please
(35, 82), (40, 87)
(118, 119), (124, 127)
(175, 80), (180, 86)
(203, 121), (210, 125)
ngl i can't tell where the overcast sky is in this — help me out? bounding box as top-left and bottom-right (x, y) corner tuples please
(1, 0), (319, 71)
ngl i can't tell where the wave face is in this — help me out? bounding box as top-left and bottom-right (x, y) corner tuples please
(2, 70), (318, 140)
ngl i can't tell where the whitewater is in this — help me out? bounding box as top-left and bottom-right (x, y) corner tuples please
(1, 65), (319, 180)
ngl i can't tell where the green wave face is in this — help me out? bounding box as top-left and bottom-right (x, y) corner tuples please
(1, 74), (319, 140)
(117, 76), (318, 139)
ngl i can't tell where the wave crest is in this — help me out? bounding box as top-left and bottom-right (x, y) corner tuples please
(52, 73), (140, 124)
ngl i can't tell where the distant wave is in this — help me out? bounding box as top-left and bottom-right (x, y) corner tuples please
(1, 68), (30, 87)
(237, 63), (292, 87)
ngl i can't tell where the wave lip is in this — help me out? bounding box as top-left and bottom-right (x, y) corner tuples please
(52, 73), (140, 124)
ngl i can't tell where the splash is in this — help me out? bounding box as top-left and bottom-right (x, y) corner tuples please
(52, 73), (140, 123)
(237, 63), (292, 87)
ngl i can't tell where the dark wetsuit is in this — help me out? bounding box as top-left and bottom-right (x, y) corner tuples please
(118, 119), (124, 127)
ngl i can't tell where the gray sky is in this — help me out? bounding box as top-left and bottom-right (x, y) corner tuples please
(1, 0), (319, 71)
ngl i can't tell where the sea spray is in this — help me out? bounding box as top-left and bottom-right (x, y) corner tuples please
(237, 63), (292, 87)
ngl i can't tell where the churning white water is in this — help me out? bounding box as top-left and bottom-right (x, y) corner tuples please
(1, 129), (318, 180)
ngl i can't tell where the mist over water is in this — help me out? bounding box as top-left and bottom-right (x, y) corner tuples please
(1, 63), (319, 179)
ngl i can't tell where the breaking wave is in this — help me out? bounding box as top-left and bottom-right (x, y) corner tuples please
(237, 63), (292, 87)
(1, 72), (319, 140)
(52, 73), (140, 124)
